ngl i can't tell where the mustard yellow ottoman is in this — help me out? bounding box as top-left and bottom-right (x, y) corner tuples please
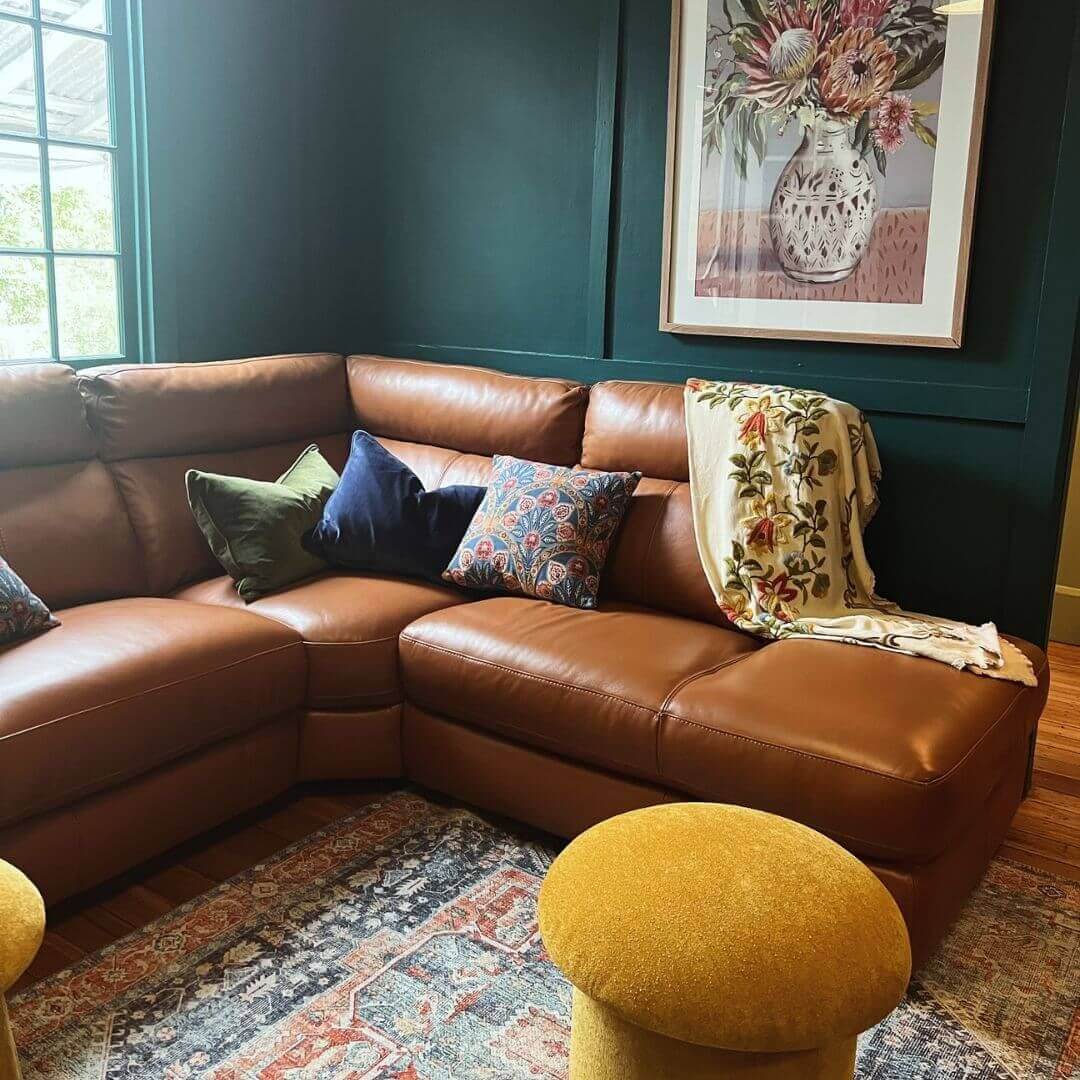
(0, 860), (45, 1080)
(538, 804), (911, 1079)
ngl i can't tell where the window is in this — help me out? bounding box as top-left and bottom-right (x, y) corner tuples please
(0, 0), (142, 365)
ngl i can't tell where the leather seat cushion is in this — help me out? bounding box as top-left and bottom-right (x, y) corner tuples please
(658, 636), (1050, 862)
(399, 597), (761, 780)
(175, 573), (474, 709)
(0, 597), (305, 828)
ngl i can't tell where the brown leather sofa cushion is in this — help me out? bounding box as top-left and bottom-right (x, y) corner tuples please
(657, 636), (1049, 863)
(374, 438), (494, 493)
(78, 353), (351, 461)
(582, 380), (689, 481)
(583, 381), (733, 628)
(0, 597), (305, 828)
(76, 355), (355, 596)
(176, 573), (472, 709)
(0, 363), (97, 468)
(0, 364), (145, 609)
(348, 355), (588, 465)
(108, 436), (351, 596)
(399, 598), (760, 779)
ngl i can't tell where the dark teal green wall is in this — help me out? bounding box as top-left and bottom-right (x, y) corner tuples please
(140, 0), (349, 362)
(132, 0), (1079, 643)
(344, 0), (1080, 644)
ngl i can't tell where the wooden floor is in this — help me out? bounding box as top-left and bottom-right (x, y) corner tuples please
(1000, 640), (1080, 878)
(12, 644), (1080, 995)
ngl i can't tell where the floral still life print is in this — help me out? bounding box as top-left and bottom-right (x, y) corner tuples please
(443, 455), (641, 610)
(698, 0), (947, 298)
(684, 379), (1036, 685)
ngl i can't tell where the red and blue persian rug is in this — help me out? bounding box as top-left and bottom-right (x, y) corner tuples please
(9, 791), (1079, 1079)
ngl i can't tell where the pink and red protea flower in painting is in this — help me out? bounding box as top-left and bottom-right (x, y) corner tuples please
(819, 27), (897, 118)
(703, 0), (946, 175)
(699, 0), (947, 289)
(839, 0), (892, 31)
(736, 2), (836, 111)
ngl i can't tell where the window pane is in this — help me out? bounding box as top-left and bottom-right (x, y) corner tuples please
(42, 29), (110, 144)
(0, 254), (50, 359)
(0, 137), (43, 247)
(41, 0), (107, 33)
(0, 2), (32, 16)
(49, 144), (112, 250)
(0, 20), (38, 135)
(55, 254), (117, 356)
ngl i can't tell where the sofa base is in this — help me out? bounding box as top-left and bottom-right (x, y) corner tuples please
(0, 715), (301, 906)
(402, 703), (1027, 971)
(298, 706), (403, 781)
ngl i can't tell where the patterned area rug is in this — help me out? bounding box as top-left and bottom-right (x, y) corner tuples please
(10, 791), (1079, 1079)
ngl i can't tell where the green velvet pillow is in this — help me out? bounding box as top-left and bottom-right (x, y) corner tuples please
(186, 445), (339, 601)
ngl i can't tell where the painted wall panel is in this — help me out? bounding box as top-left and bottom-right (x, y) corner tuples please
(341, 0), (1080, 644)
(140, 0), (349, 363)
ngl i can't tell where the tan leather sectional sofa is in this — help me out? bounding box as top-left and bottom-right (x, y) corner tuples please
(0, 352), (1049, 968)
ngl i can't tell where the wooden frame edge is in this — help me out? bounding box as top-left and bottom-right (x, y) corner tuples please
(658, 0), (682, 334)
(658, 0), (992, 350)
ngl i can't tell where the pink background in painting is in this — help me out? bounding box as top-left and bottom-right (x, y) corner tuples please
(695, 207), (929, 304)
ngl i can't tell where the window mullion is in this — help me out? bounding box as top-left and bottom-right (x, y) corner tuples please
(29, 7), (60, 361)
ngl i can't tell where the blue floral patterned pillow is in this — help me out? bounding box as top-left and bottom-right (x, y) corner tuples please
(443, 455), (641, 610)
(0, 556), (58, 644)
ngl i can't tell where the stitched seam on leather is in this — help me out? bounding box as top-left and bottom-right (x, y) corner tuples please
(1, 715), (285, 826)
(655, 652), (758, 773)
(313, 690), (399, 704)
(639, 480), (678, 604)
(0, 640), (303, 744)
(412, 702), (651, 777)
(660, 682), (1035, 792)
(399, 635), (660, 718)
(434, 452), (464, 489)
(303, 635), (397, 648)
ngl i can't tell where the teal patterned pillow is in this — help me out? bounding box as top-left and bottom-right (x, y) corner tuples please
(0, 556), (58, 644)
(443, 455), (641, 610)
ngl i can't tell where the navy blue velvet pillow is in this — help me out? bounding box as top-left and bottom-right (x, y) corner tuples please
(304, 431), (486, 582)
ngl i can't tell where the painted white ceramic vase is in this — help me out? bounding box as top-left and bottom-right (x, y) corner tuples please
(769, 116), (878, 284)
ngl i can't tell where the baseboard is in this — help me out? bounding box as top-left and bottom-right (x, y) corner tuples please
(1050, 585), (1080, 645)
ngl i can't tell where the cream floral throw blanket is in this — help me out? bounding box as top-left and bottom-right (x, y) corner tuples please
(685, 378), (1036, 686)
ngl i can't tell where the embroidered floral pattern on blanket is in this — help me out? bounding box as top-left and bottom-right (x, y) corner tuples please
(684, 379), (1036, 686)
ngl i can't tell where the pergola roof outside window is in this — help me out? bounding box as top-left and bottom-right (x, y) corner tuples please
(0, 0), (147, 366)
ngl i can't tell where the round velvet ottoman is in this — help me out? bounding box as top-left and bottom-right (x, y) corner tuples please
(0, 860), (44, 1080)
(538, 804), (911, 1079)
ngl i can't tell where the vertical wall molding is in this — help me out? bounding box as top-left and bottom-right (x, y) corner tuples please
(584, 0), (623, 360)
(1001, 3), (1080, 644)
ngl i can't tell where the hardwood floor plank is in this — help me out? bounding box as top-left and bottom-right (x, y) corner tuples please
(99, 884), (178, 931)
(141, 865), (219, 906)
(181, 824), (294, 882)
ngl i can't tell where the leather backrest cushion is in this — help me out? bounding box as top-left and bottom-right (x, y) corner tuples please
(582, 380), (688, 481)
(0, 364), (145, 607)
(377, 437), (494, 492)
(79, 353), (351, 461)
(0, 363), (96, 468)
(0, 461), (146, 609)
(349, 355), (588, 465)
(584, 381), (728, 623)
(601, 478), (733, 628)
(118, 434), (351, 595)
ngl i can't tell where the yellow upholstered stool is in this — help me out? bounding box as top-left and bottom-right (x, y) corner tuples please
(538, 803), (911, 1079)
(0, 861), (45, 1080)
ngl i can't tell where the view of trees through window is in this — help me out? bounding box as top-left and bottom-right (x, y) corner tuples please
(0, 0), (124, 362)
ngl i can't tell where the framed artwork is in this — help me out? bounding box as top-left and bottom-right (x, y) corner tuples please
(660, 0), (996, 346)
